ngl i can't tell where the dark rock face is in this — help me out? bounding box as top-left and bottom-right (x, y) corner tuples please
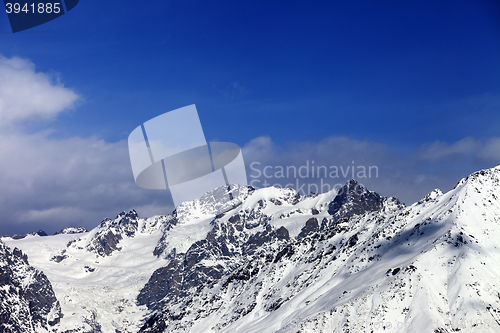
(34, 230), (48, 237)
(9, 234), (26, 240)
(137, 258), (183, 310)
(327, 179), (385, 223)
(92, 230), (123, 256)
(86, 210), (140, 256)
(51, 254), (68, 263)
(152, 185), (256, 259)
(152, 215), (178, 258)
(138, 199), (291, 315)
(297, 217), (319, 239)
(0, 241), (63, 332)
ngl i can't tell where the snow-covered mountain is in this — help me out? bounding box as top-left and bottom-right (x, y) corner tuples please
(2, 166), (500, 333)
(0, 241), (62, 332)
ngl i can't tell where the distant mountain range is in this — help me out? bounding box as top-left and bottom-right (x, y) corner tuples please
(4, 227), (88, 240)
(1, 166), (500, 332)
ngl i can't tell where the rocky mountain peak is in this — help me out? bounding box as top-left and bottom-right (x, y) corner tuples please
(85, 210), (141, 256)
(174, 184), (255, 224)
(454, 164), (500, 189)
(416, 188), (443, 205)
(327, 179), (387, 223)
(53, 226), (88, 235)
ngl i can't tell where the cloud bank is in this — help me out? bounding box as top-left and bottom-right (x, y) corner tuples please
(0, 56), (172, 236)
(242, 135), (500, 205)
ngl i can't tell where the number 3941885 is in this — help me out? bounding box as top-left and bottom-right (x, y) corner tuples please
(5, 3), (61, 14)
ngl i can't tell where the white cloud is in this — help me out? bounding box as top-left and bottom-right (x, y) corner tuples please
(0, 56), (171, 236)
(416, 137), (500, 162)
(19, 206), (88, 224)
(0, 55), (79, 126)
(477, 137), (500, 161)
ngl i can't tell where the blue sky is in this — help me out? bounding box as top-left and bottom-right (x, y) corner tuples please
(1, 0), (499, 235)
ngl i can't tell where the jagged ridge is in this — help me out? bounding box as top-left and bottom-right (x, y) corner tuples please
(0, 241), (62, 333)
